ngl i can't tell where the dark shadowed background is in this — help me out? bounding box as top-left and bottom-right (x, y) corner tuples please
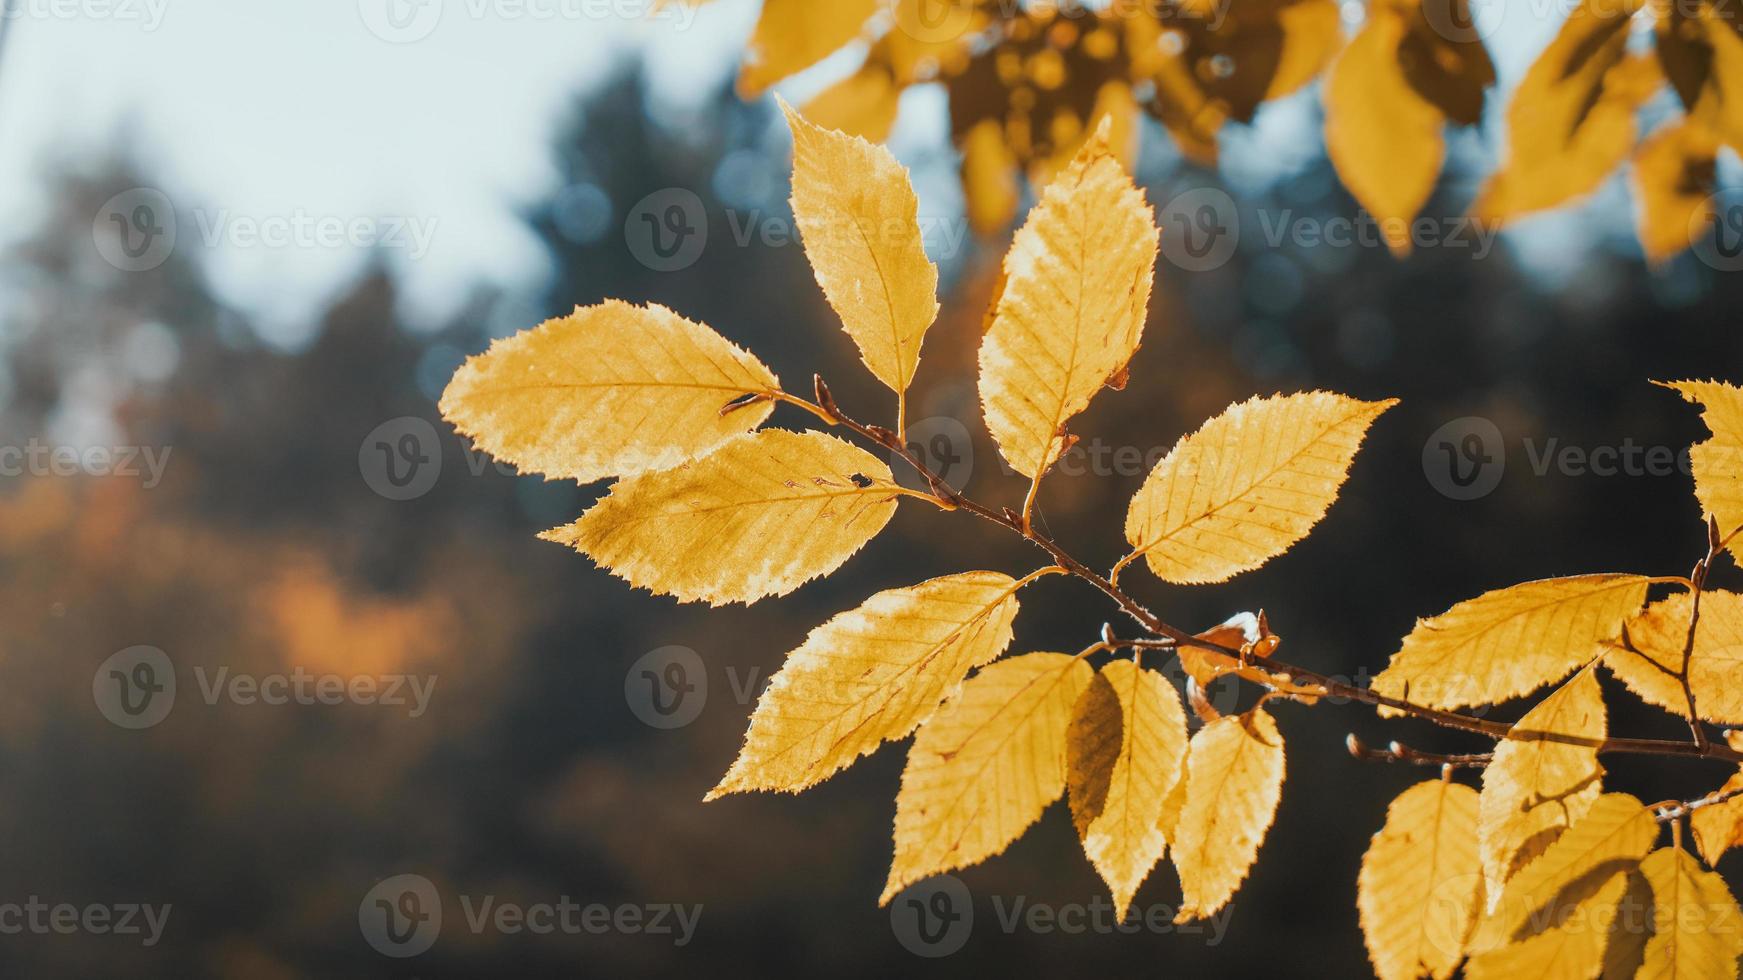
(2, 4), (1742, 978)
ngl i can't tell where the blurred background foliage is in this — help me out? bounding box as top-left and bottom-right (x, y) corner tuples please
(0, 13), (1741, 976)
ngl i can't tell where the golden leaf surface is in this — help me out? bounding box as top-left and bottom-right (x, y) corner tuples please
(439, 301), (779, 483)
(1463, 868), (1632, 980)
(1637, 845), (1743, 978)
(1324, 1), (1449, 255)
(1691, 736), (1743, 866)
(1358, 779), (1483, 980)
(1658, 0), (1743, 152)
(977, 120), (1158, 479)
(1664, 381), (1743, 555)
(881, 652), (1094, 903)
(784, 101), (940, 399)
(1477, 667), (1608, 905)
(1171, 707), (1286, 922)
(1631, 119), (1721, 264)
(1371, 574), (1649, 713)
(543, 429), (898, 605)
(1472, 0), (1656, 223)
(1471, 792), (1655, 953)
(738, 0), (878, 97)
(707, 571), (1024, 798)
(1604, 590), (1743, 726)
(1122, 391), (1396, 585)
(1066, 659), (1189, 920)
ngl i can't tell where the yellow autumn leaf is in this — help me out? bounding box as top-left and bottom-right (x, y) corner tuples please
(1631, 118), (1721, 264)
(1477, 667), (1608, 905)
(978, 118), (1158, 480)
(801, 63), (901, 143)
(1691, 734), (1743, 867)
(1324, 3), (1448, 256)
(1472, 0), (1656, 224)
(1604, 590), (1743, 725)
(1638, 845), (1743, 978)
(543, 429), (899, 605)
(1172, 706), (1287, 922)
(1663, 380), (1743, 554)
(1658, 0), (1743, 152)
(1066, 659), (1188, 921)
(1122, 391), (1396, 585)
(707, 570), (1024, 798)
(1471, 792), (1655, 953)
(1371, 574), (1649, 713)
(1462, 868), (1632, 980)
(881, 651), (1094, 904)
(439, 301), (780, 483)
(1692, 772), (1743, 867)
(783, 100), (940, 404)
(1358, 779), (1483, 980)
(960, 117), (1020, 236)
(737, 0), (878, 97)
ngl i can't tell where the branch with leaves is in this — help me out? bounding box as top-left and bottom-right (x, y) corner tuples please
(441, 104), (1743, 978)
(697, 0), (1742, 263)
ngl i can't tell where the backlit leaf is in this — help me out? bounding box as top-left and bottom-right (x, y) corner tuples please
(978, 119), (1158, 479)
(1470, 792), (1656, 953)
(738, 0), (878, 97)
(1123, 391), (1396, 585)
(1631, 118), (1721, 264)
(1358, 779), (1483, 980)
(1462, 869), (1632, 980)
(1663, 380), (1743, 555)
(1324, 2), (1449, 255)
(543, 429), (899, 605)
(1604, 590), (1743, 725)
(881, 651), (1094, 903)
(1691, 735), (1743, 867)
(1172, 706), (1287, 922)
(1477, 667), (1608, 906)
(439, 301), (779, 483)
(1371, 574), (1649, 713)
(1066, 659), (1189, 920)
(784, 100), (940, 399)
(1472, 0), (1657, 223)
(1637, 845), (1743, 978)
(708, 571), (1024, 798)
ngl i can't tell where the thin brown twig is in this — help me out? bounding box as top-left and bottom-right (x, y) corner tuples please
(782, 377), (1743, 769)
(1345, 734), (1493, 769)
(1653, 784), (1743, 823)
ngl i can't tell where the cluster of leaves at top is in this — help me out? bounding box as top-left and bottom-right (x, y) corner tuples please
(442, 105), (1743, 978)
(705, 0), (1739, 262)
